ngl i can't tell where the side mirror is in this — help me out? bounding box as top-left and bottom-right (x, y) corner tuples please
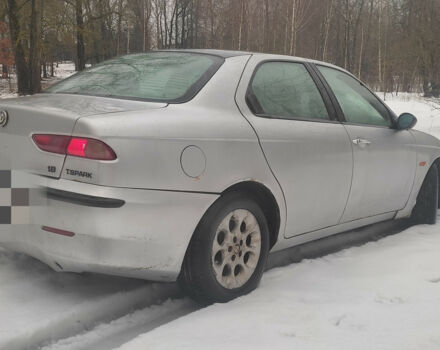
(396, 113), (417, 130)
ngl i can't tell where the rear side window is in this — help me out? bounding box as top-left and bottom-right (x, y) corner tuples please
(247, 62), (329, 121)
(46, 52), (224, 103)
(319, 66), (392, 127)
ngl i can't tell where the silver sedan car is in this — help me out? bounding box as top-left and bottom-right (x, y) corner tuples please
(0, 50), (439, 303)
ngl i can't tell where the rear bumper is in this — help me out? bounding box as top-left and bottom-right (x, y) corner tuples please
(0, 177), (219, 281)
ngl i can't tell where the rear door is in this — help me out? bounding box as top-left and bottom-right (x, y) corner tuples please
(315, 65), (416, 222)
(235, 56), (353, 237)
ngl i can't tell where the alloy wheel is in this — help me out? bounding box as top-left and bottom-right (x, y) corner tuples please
(211, 209), (262, 289)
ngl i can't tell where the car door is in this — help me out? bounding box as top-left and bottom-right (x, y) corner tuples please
(235, 57), (353, 238)
(315, 65), (417, 222)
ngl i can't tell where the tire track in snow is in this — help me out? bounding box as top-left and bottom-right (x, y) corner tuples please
(0, 249), (182, 350)
(40, 299), (198, 350)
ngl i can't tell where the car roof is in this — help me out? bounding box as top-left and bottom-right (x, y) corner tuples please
(159, 49), (348, 73)
(158, 49), (253, 58)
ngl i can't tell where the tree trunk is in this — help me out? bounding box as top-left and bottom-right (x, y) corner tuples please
(264, 0), (269, 51)
(343, 0), (350, 70)
(284, 7), (288, 54)
(142, 0), (146, 51)
(378, 1), (382, 88)
(289, 0), (296, 56)
(358, 25), (364, 79)
(351, 0), (365, 72)
(238, 0), (245, 50)
(382, 3), (389, 92)
(362, 0), (374, 77)
(127, 23), (130, 53)
(76, 0), (86, 71)
(7, 0), (30, 94)
(28, 0), (41, 93)
(181, 1), (186, 48)
(2, 64), (8, 79)
(116, 0), (123, 55)
(322, 0), (333, 61)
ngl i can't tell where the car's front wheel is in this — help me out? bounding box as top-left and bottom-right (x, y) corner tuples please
(179, 192), (270, 304)
(410, 164), (438, 225)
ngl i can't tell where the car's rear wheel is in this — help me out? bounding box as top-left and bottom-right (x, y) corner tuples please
(179, 192), (269, 304)
(410, 164), (438, 225)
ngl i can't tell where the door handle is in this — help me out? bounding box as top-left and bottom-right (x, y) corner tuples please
(352, 138), (371, 146)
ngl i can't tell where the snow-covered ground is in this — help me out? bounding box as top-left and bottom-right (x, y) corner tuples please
(383, 93), (440, 139)
(117, 221), (440, 350)
(0, 92), (440, 350)
(0, 248), (186, 350)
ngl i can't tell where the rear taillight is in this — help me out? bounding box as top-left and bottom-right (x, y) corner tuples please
(32, 134), (116, 161)
(32, 134), (71, 155)
(67, 137), (116, 160)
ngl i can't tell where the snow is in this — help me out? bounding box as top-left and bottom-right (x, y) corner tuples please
(41, 63), (76, 89)
(0, 248), (181, 350)
(0, 92), (439, 349)
(383, 92), (440, 138)
(0, 92), (18, 99)
(52, 63), (77, 80)
(41, 300), (197, 350)
(117, 221), (440, 350)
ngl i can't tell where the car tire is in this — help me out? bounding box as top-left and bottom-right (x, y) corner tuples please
(410, 164), (438, 225)
(179, 192), (270, 304)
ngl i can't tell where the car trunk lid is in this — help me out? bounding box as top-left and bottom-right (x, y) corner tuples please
(0, 93), (166, 179)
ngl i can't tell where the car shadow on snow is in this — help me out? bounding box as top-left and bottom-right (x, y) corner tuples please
(267, 219), (412, 271)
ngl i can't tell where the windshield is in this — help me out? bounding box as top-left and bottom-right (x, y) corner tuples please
(45, 52), (224, 103)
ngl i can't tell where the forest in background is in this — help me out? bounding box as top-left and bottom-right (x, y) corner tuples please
(0, 0), (439, 97)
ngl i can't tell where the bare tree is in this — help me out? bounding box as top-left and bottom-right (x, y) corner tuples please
(75, 0), (85, 70)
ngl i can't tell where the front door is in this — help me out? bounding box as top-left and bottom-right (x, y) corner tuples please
(317, 65), (416, 222)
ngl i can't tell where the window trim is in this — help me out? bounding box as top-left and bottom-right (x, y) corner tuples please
(44, 51), (225, 104)
(311, 64), (398, 129)
(245, 59), (340, 124)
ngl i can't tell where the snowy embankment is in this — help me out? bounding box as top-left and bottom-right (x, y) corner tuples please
(0, 91), (439, 350)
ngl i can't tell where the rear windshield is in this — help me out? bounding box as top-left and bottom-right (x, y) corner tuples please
(45, 52), (224, 103)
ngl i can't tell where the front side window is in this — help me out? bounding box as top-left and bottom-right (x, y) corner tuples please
(248, 62), (329, 121)
(46, 52), (224, 103)
(319, 66), (392, 127)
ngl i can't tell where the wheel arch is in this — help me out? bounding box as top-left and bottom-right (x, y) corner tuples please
(179, 180), (282, 280)
(433, 157), (440, 208)
(221, 181), (281, 249)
